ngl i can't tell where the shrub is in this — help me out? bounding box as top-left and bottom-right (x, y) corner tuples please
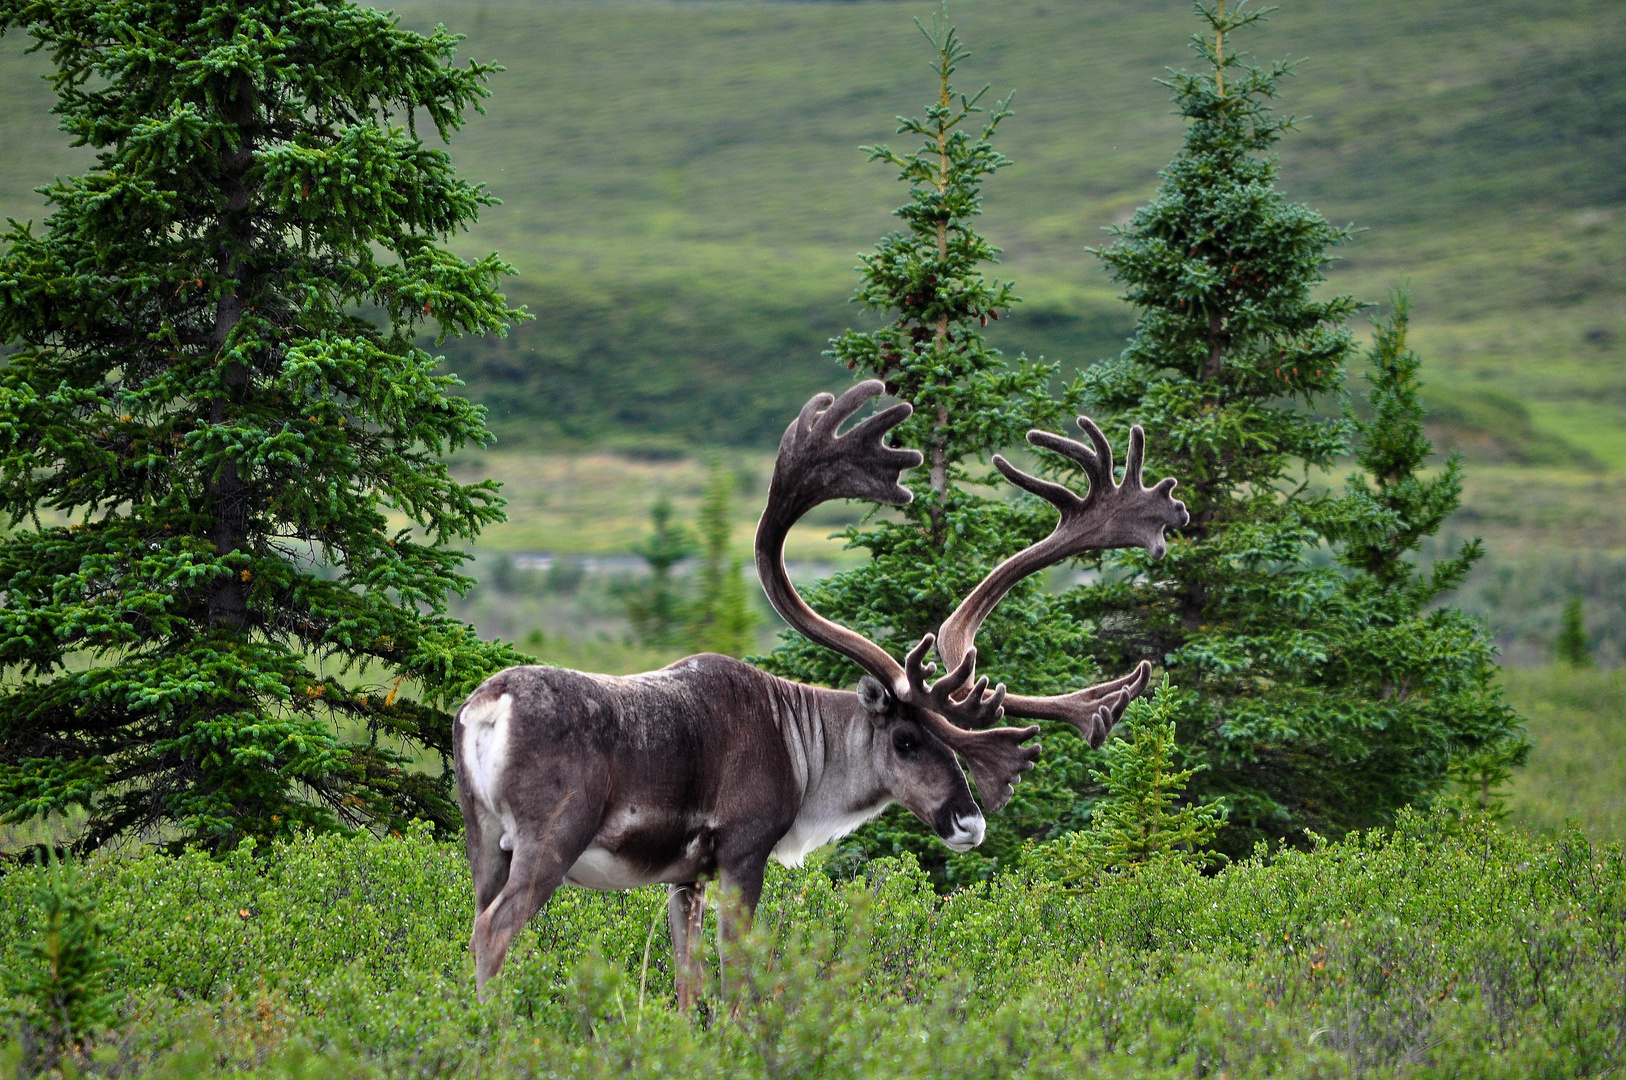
(0, 813), (1621, 1077)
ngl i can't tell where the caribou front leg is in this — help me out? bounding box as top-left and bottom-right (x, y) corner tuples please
(715, 855), (769, 1005)
(668, 881), (707, 1012)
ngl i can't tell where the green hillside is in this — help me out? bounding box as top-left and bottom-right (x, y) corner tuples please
(2, 0), (1621, 455)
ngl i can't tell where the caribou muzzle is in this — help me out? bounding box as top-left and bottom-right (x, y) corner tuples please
(935, 805), (987, 851)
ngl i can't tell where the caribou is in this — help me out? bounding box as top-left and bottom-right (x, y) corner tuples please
(453, 381), (1187, 1003)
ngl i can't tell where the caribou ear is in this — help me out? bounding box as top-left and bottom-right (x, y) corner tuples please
(857, 676), (894, 727)
(930, 721), (1041, 813)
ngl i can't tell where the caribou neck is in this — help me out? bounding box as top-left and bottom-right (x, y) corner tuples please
(760, 673), (890, 866)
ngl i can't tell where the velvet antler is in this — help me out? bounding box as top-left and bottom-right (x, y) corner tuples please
(929, 417), (1188, 747)
(754, 382), (1041, 809)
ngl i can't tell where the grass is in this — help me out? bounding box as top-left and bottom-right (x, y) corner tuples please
(1503, 666), (1626, 842)
(446, 449), (872, 563)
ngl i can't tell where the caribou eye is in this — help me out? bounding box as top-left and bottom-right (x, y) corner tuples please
(892, 729), (920, 756)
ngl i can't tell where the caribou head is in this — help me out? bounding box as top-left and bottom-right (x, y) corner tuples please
(453, 380), (1186, 1006)
(755, 379), (1189, 801)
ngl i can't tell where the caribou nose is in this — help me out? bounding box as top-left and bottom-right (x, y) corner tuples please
(943, 812), (986, 852)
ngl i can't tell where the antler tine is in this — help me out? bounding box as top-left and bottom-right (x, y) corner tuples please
(903, 636), (1007, 729)
(1001, 661), (1151, 747)
(1024, 415), (1113, 493)
(756, 382), (923, 696)
(928, 414), (1185, 737)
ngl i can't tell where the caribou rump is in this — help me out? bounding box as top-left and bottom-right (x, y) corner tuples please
(453, 381), (1187, 1002)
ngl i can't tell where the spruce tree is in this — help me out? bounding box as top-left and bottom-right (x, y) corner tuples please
(688, 462), (758, 658)
(4, 854), (118, 1072)
(1337, 296), (1527, 827)
(627, 495), (693, 647)
(1077, 0), (1525, 857)
(0, 0), (526, 851)
(761, 14), (1099, 885)
(1026, 677), (1223, 878)
(1556, 598), (1592, 667)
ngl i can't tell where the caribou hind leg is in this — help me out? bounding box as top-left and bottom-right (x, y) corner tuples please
(459, 784), (511, 918)
(668, 881), (707, 1012)
(470, 790), (603, 1000)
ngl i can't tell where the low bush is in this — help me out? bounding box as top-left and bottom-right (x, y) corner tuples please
(1, 811), (1622, 1078)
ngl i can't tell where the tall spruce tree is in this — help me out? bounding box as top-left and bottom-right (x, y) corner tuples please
(761, 14), (1102, 885)
(0, 0), (527, 851)
(1075, 2), (1524, 853)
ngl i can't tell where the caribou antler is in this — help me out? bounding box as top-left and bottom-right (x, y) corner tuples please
(755, 381), (923, 691)
(755, 382), (1041, 808)
(757, 379), (1009, 731)
(930, 417), (1188, 746)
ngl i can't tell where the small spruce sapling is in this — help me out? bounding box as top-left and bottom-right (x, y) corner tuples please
(628, 495), (695, 647)
(688, 463), (759, 658)
(1556, 598), (1593, 668)
(1027, 677), (1223, 878)
(4, 854), (119, 1073)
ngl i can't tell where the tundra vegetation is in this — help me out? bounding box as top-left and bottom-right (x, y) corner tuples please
(2, 814), (1625, 1078)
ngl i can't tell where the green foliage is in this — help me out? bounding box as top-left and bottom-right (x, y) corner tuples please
(1557, 596), (1594, 667)
(1446, 737), (1526, 823)
(686, 463), (758, 658)
(626, 496), (693, 647)
(0, 0), (529, 852)
(2, 852), (118, 1074)
(1071, 6), (1526, 856)
(0, 814), (1624, 1077)
(761, 14), (1096, 886)
(1029, 677), (1223, 877)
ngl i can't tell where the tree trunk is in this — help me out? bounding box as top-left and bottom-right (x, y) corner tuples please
(207, 78), (257, 630)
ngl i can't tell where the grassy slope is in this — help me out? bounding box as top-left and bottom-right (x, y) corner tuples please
(1503, 666), (1626, 841)
(432, 0), (1626, 460)
(2, 0), (1621, 455)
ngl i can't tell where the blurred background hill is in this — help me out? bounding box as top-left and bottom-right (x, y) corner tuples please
(6, 0), (1619, 457)
(1, 0), (1621, 833)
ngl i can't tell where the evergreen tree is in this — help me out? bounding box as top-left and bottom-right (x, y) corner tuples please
(1026, 677), (1223, 878)
(762, 14), (1099, 885)
(688, 462), (758, 658)
(0, 0), (527, 851)
(1339, 295), (1527, 826)
(4, 854), (118, 1073)
(1080, 0), (1526, 859)
(627, 495), (693, 647)
(1556, 598), (1593, 667)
